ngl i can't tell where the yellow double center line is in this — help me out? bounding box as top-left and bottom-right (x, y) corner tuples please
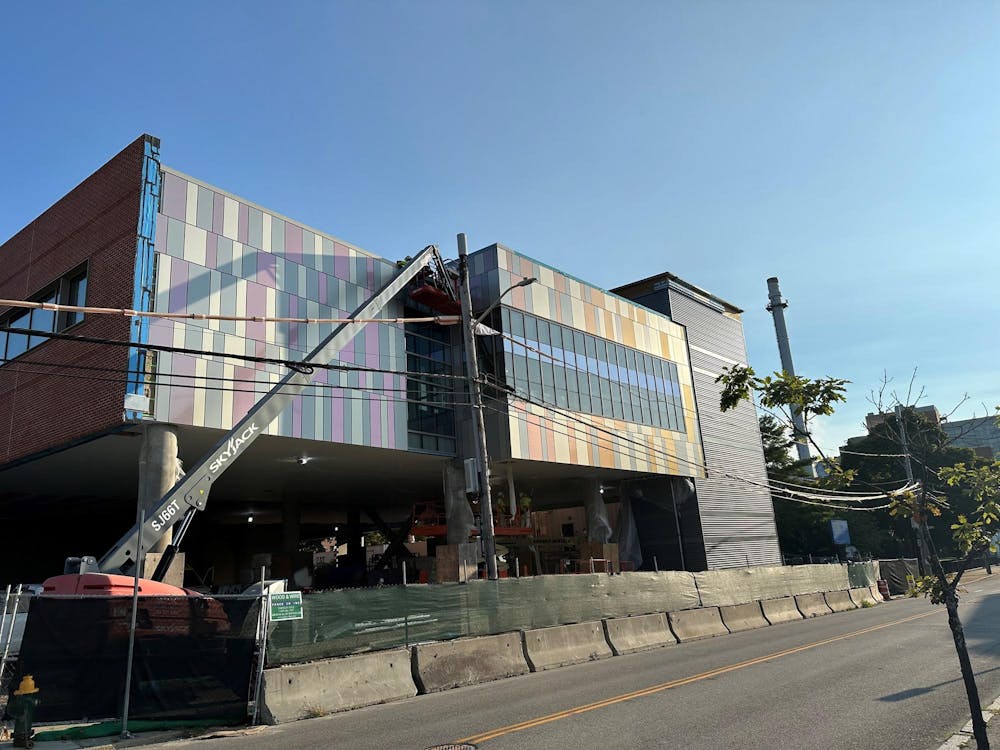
(457, 608), (940, 745)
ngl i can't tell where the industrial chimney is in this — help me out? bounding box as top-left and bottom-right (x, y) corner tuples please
(765, 277), (813, 471)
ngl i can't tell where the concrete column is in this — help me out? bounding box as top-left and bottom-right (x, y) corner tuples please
(443, 460), (475, 545)
(137, 423), (179, 553)
(584, 479), (613, 543)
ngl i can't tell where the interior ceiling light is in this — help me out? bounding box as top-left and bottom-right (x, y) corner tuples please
(247, 514), (254, 524)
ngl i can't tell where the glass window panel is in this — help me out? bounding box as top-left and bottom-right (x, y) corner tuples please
(584, 335), (598, 374)
(621, 383), (634, 422)
(65, 274), (87, 327)
(0, 330), (6, 361)
(567, 390), (580, 411)
(589, 373), (602, 411)
(625, 348), (638, 386)
(513, 353), (528, 384)
(510, 310), (524, 338)
(596, 340), (609, 379)
(524, 315), (537, 345)
(527, 357), (542, 386)
(6, 312), (30, 360)
(573, 330), (586, 369)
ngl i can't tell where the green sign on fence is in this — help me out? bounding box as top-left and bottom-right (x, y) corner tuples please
(269, 591), (304, 622)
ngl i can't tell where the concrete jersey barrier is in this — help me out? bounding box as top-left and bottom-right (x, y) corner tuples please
(603, 613), (676, 655)
(523, 621), (613, 671)
(412, 632), (529, 693)
(849, 587), (880, 607)
(824, 590), (857, 613)
(261, 648), (416, 723)
(760, 596), (804, 625)
(795, 592), (832, 618)
(667, 607), (729, 642)
(719, 602), (769, 633)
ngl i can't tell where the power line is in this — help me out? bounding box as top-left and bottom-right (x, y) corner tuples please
(0, 327), (467, 381)
(0, 297), (461, 327)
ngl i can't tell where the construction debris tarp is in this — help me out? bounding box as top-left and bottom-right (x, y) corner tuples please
(879, 558), (919, 594)
(266, 572), (699, 665)
(7, 596), (258, 724)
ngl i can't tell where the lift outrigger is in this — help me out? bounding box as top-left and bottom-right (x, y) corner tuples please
(43, 245), (449, 596)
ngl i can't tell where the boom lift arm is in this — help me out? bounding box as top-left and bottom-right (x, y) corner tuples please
(87, 245), (442, 581)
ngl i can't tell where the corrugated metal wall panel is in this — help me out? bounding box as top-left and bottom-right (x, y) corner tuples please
(667, 290), (782, 569)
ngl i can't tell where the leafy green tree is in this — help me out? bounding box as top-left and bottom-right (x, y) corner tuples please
(718, 365), (1000, 750)
(842, 411), (982, 560)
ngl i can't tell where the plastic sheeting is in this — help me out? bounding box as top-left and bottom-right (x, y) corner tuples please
(266, 572), (700, 665)
(9, 596), (258, 723)
(879, 558), (919, 594)
(694, 564), (861, 607)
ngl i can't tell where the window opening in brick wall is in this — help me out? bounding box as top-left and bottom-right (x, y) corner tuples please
(0, 265), (88, 366)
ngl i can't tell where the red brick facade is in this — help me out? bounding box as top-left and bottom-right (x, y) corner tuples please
(0, 136), (152, 463)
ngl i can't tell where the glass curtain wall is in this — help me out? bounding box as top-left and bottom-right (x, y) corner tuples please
(481, 307), (686, 432)
(405, 311), (457, 454)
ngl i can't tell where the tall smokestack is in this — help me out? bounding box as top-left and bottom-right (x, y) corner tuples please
(766, 277), (813, 470)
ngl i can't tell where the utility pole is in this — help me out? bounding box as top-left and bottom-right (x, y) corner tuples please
(895, 404), (929, 576)
(766, 277), (813, 473)
(457, 233), (499, 580)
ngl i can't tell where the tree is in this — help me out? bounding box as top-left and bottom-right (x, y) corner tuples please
(841, 410), (983, 561)
(759, 415), (837, 558)
(718, 365), (1000, 750)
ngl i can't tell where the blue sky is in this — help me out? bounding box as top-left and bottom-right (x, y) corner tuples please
(2, 1), (998, 452)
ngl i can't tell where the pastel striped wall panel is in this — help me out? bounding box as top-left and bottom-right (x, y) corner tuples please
(149, 168), (407, 450)
(469, 245), (705, 477)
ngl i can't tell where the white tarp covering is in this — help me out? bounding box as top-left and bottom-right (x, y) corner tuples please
(695, 564), (852, 607)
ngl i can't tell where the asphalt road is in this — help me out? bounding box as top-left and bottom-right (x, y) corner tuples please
(163, 575), (1000, 750)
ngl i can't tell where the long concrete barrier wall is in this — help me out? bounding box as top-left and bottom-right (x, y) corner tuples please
(261, 648), (416, 723)
(261, 562), (884, 720)
(668, 607), (730, 642)
(412, 632), (529, 693)
(603, 613), (676, 655)
(760, 596), (804, 625)
(524, 621), (613, 671)
(720, 602), (769, 633)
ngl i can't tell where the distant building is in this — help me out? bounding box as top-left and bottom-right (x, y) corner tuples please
(941, 417), (1000, 459)
(864, 405), (941, 432)
(850, 406), (999, 460)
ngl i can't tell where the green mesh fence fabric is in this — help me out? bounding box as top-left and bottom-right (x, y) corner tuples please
(266, 572), (699, 665)
(266, 565), (877, 666)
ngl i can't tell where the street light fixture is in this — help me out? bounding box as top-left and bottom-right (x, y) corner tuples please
(457, 234), (536, 580)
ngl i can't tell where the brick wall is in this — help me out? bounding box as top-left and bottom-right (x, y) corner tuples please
(0, 135), (152, 463)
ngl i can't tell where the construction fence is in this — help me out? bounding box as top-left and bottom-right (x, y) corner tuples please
(266, 562), (877, 665)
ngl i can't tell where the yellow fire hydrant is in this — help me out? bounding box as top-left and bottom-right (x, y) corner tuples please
(8, 675), (40, 748)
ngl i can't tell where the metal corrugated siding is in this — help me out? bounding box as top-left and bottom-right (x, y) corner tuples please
(668, 291), (782, 569)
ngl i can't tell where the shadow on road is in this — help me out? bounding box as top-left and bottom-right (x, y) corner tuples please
(877, 666), (1000, 702)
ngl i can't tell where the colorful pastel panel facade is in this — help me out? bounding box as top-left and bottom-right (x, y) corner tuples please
(149, 168), (408, 450)
(469, 245), (705, 477)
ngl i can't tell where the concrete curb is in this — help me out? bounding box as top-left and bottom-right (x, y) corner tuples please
(935, 704), (998, 750)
